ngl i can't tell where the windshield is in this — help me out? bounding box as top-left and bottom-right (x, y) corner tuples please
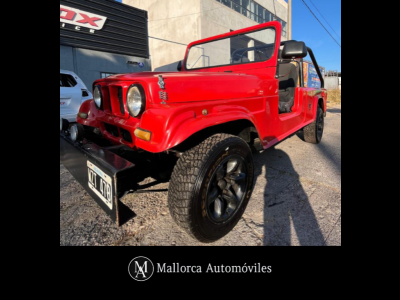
(186, 27), (276, 70)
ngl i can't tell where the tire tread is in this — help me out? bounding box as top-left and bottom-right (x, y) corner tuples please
(304, 107), (323, 144)
(168, 134), (240, 242)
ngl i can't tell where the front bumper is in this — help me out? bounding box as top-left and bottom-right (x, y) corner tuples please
(77, 99), (141, 149)
(60, 132), (139, 226)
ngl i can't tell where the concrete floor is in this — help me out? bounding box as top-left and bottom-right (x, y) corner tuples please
(60, 105), (341, 246)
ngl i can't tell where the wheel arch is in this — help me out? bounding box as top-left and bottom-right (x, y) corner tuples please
(310, 97), (325, 120)
(171, 119), (261, 153)
(318, 97), (326, 117)
(136, 105), (264, 153)
(318, 98), (324, 109)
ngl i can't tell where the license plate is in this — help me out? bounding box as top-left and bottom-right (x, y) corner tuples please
(87, 161), (113, 210)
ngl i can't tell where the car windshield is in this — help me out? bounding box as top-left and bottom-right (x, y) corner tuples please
(186, 27), (276, 70)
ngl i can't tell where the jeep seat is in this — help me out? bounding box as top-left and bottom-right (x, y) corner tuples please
(278, 53), (299, 114)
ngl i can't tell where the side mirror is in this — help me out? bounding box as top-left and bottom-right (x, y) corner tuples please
(177, 61), (182, 72)
(282, 41), (307, 59)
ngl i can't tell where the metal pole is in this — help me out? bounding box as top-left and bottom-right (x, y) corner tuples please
(288, 0), (292, 40)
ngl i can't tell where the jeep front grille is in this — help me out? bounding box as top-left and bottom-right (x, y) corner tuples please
(100, 85), (112, 112)
(97, 83), (130, 118)
(117, 87), (125, 115)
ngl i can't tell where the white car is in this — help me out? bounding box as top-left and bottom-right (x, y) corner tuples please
(60, 70), (92, 122)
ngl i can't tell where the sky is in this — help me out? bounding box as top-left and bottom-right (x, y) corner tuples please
(114, 0), (341, 71)
(291, 0), (341, 71)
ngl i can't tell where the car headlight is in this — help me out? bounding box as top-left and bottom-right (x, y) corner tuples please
(93, 85), (102, 109)
(127, 85), (145, 117)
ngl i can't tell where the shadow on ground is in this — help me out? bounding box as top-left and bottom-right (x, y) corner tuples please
(326, 107), (341, 114)
(253, 146), (325, 246)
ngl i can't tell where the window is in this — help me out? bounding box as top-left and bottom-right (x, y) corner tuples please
(60, 74), (77, 87)
(264, 10), (272, 22)
(250, 2), (256, 21)
(255, 4), (263, 23)
(221, 0), (231, 8)
(214, 0), (287, 38)
(232, 0), (241, 13)
(101, 72), (117, 78)
(186, 27), (276, 70)
(281, 20), (287, 37)
(241, 0), (250, 17)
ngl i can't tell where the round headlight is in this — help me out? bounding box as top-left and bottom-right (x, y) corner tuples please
(127, 85), (145, 117)
(93, 86), (102, 109)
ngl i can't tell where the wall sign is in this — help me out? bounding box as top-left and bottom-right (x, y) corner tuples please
(60, 5), (107, 33)
(127, 61), (145, 68)
(60, 0), (149, 58)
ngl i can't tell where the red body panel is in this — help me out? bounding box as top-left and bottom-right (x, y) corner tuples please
(78, 22), (327, 153)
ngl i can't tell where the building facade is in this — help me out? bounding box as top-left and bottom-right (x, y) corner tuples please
(60, 0), (151, 88)
(123, 0), (289, 71)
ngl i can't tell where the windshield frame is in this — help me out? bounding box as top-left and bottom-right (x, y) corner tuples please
(185, 25), (277, 71)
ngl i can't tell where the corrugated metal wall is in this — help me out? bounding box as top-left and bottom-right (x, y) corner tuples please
(60, 0), (149, 58)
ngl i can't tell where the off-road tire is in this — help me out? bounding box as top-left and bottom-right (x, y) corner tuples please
(304, 106), (324, 144)
(168, 134), (255, 243)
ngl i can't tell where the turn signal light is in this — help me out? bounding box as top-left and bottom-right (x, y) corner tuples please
(134, 128), (152, 141)
(78, 112), (88, 119)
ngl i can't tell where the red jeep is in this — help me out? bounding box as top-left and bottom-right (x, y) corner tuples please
(60, 22), (327, 243)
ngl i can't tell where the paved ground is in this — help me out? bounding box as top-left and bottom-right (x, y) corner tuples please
(60, 105), (341, 246)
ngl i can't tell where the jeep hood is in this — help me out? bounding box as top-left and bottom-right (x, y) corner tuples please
(100, 71), (269, 104)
